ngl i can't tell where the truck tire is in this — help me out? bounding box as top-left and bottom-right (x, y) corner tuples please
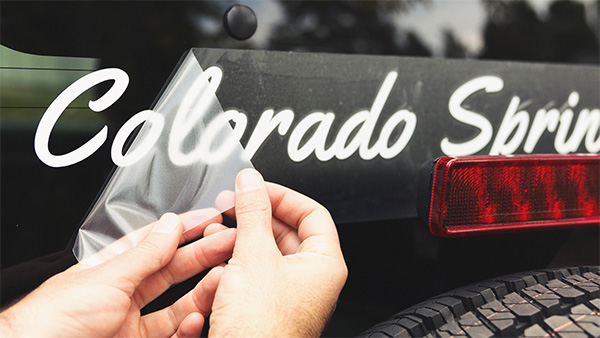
(359, 266), (600, 337)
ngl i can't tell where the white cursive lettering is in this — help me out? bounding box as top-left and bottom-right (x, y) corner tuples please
(34, 68), (129, 167)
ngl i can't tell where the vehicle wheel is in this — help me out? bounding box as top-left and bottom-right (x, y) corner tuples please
(359, 266), (600, 337)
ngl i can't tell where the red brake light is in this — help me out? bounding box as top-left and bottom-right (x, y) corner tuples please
(425, 154), (600, 237)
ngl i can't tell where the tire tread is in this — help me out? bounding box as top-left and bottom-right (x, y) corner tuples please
(358, 266), (600, 337)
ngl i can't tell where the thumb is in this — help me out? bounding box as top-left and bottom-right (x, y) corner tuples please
(101, 213), (182, 289)
(233, 169), (278, 258)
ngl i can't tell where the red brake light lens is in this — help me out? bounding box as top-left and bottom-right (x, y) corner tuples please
(427, 154), (600, 237)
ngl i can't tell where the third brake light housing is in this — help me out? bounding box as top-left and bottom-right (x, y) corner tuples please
(420, 154), (600, 237)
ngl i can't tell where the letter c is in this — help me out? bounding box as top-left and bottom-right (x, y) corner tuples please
(34, 69), (129, 167)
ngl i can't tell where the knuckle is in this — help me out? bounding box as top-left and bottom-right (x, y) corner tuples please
(135, 240), (165, 264)
(166, 306), (179, 332)
(159, 266), (175, 286)
(330, 260), (347, 278)
(235, 198), (271, 217)
(316, 205), (333, 221)
(339, 261), (349, 281)
(193, 244), (211, 268)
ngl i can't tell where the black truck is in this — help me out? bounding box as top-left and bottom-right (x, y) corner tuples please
(1, 1), (599, 337)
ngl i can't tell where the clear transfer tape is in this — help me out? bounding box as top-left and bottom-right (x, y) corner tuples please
(73, 51), (253, 266)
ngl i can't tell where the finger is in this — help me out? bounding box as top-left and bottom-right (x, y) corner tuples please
(96, 213), (182, 293)
(229, 182), (339, 255)
(215, 189), (235, 211)
(272, 220), (301, 255)
(171, 312), (204, 338)
(77, 208), (220, 267)
(180, 208), (223, 243)
(134, 228), (235, 308)
(233, 169), (278, 257)
(265, 182), (342, 257)
(204, 223), (229, 237)
(141, 266), (224, 337)
(78, 221), (156, 267)
(224, 191), (300, 255)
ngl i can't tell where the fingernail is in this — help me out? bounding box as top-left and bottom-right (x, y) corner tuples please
(153, 213), (179, 233)
(237, 169), (263, 192)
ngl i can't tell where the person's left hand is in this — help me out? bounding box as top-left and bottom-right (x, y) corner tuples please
(0, 211), (235, 338)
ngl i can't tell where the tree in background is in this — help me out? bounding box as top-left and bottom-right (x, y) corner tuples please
(443, 29), (467, 58)
(481, 0), (599, 64)
(269, 0), (431, 56)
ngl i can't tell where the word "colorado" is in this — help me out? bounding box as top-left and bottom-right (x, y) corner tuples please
(34, 67), (599, 167)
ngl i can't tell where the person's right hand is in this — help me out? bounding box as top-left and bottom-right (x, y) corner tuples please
(208, 169), (348, 337)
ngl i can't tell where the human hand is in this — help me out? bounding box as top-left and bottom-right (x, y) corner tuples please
(209, 169), (348, 337)
(0, 211), (235, 338)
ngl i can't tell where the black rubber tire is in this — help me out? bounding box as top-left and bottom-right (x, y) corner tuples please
(359, 266), (600, 337)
